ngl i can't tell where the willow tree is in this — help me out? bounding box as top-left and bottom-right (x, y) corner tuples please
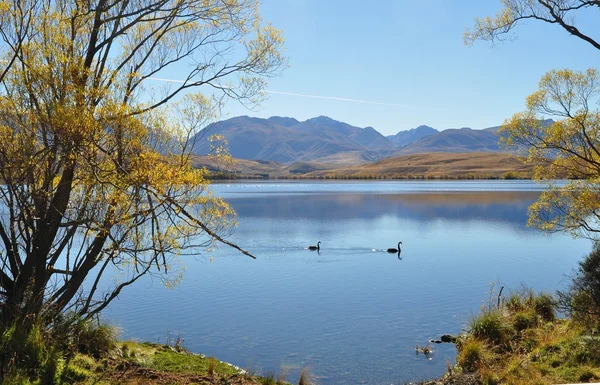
(465, 2), (600, 239)
(0, 0), (285, 329)
(498, 69), (600, 238)
(464, 0), (600, 50)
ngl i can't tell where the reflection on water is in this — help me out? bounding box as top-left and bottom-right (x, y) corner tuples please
(230, 192), (538, 226)
(105, 181), (591, 385)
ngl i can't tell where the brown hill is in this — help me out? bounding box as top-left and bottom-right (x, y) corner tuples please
(302, 152), (533, 179)
(192, 152), (533, 179)
(190, 155), (286, 178)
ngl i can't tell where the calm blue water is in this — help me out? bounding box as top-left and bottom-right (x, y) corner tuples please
(105, 181), (591, 385)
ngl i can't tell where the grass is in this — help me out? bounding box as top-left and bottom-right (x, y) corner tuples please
(468, 309), (511, 345)
(135, 343), (240, 375)
(450, 288), (600, 385)
(0, 316), (308, 385)
(1, 337), (300, 385)
(47, 341), (298, 385)
(456, 339), (488, 373)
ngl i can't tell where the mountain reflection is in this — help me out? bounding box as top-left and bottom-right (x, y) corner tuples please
(227, 192), (540, 226)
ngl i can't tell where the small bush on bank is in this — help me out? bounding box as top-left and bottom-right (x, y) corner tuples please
(558, 242), (600, 327)
(513, 311), (537, 331)
(0, 316), (118, 384)
(457, 338), (487, 372)
(469, 309), (512, 345)
(533, 293), (556, 323)
(73, 320), (118, 358)
(50, 313), (119, 360)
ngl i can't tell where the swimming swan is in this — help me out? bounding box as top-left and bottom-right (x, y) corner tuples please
(308, 241), (321, 251)
(387, 241), (402, 253)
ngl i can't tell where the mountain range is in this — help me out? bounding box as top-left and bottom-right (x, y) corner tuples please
(191, 115), (545, 164)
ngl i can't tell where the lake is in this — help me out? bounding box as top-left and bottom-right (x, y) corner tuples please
(105, 180), (592, 385)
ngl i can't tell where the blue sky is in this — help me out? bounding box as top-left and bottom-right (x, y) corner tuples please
(220, 0), (598, 135)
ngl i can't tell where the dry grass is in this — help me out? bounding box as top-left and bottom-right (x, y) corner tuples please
(190, 152), (535, 180)
(304, 152), (533, 179)
(453, 289), (600, 385)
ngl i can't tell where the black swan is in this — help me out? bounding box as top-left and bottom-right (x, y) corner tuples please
(308, 241), (321, 251)
(387, 241), (402, 253)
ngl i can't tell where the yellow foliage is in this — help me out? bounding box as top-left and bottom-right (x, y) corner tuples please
(499, 68), (600, 238)
(0, 0), (284, 321)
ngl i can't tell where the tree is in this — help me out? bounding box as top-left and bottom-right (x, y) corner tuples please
(498, 68), (600, 238)
(466, 1), (600, 239)
(558, 241), (600, 325)
(0, 0), (285, 333)
(208, 134), (238, 177)
(465, 0), (600, 51)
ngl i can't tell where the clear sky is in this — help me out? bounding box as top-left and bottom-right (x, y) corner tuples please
(217, 0), (599, 135)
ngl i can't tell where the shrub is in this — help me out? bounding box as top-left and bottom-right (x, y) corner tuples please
(558, 242), (600, 326)
(50, 313), (118, 359)
(457, 338), (487, 372)
(1, 316), (116, 383)
(72, 319), (119, 358)
(469, 309), (512, 345)
(513, 311), (537, 331)
(505, 292), (526, 313)
(0, 322), (60, 384)
(533, 293), (556, 322)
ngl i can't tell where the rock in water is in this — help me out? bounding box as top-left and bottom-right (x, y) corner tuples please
(440, 334), (457, 343)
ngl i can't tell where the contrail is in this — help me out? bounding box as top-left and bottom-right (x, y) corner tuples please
(147, 77), (187, 83)
(263, 90), (412, 108)
(146, 77), (412, 108)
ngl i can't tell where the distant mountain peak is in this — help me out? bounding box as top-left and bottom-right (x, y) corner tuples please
(414, 125), (436, 130)
(192, 114), (397, 164)
(388, 125), (439, 148)
(306, 115), (339, 124)
(267, 116), (300, 127)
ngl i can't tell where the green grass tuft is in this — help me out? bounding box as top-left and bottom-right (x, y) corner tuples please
(457, 338), (487, 373)
(73, 320), (119, 359)
(513, 311), (537, 331)
(469, 309), (512, 345)
(533, 293), (556, 322)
